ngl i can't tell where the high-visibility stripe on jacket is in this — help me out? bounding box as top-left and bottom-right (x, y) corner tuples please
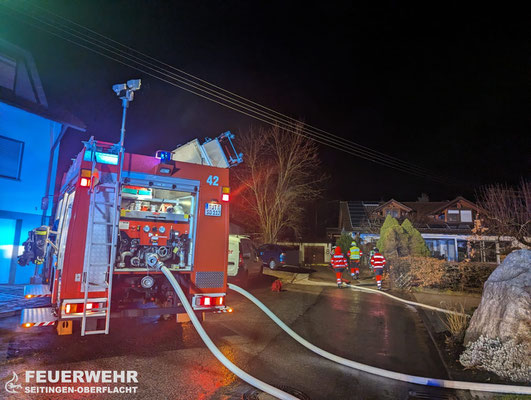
(349, 246), (362, 260)
(370, 253), (386, 268)
(331, 254), (348, 269)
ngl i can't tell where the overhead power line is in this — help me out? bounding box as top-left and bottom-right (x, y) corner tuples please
(11, 0), (438, 180)
(1, 0), (458, 184)
(1, 0), (448, 182)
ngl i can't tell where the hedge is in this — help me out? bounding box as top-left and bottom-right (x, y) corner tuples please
(390, 257), (497, 292)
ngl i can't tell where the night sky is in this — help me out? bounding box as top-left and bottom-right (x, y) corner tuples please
(1, 1), (529, 202)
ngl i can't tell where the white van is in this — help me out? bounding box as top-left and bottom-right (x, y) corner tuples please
(228, 235), (263, 286)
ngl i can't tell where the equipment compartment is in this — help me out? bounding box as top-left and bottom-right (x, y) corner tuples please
(117, 185), (196, 271)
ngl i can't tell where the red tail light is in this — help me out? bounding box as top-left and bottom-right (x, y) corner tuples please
(239, 253), (244, 268)
(200, 297), (212, 306)
(221, 193), (230, 202)
(199, 296), (224, 307)
(80, 177), (91, 187)
(64, 303), (97, 314)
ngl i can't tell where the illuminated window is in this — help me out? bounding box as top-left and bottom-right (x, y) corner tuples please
(460, 210), (472, 222)
(447, 209), (459, 222)
(0, 54), (16, 90)
(0, 136), (24, 180)
(386, 209), (398, 218)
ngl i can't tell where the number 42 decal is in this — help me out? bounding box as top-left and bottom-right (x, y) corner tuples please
(206, 175), (219, 186)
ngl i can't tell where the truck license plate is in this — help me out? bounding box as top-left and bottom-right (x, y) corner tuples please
(205, 202), (222, 217)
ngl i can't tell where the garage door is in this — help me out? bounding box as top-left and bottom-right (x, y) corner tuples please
(304, 246), (324, 264)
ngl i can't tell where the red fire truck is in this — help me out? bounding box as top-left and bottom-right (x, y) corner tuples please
(19, 131), (242, 336)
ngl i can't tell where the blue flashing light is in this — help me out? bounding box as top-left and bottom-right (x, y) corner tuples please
(84, 151), (119, 165)
(155, 150), (172, 162)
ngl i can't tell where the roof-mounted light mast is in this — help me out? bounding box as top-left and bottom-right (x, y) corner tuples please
(112, 79), (141, 149)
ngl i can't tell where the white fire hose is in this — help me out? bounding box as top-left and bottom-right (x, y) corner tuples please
(301, 278), (468, 317)
(228, 282), (531, 396)
(160, 267), (297, 400)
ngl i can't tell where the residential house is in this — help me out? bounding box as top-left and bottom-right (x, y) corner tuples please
(332, 196), (518, 263)
(0, 39), (85, 284)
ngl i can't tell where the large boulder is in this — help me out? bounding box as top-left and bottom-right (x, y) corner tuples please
(464, 249), (531, 345)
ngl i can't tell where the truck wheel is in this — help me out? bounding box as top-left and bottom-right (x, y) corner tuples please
(269, 259), (276, 270)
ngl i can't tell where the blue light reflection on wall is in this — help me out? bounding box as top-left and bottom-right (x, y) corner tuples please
(0, 102), (62, 283)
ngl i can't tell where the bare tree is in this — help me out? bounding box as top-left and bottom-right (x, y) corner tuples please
(476, 180), (531, 247)
(233, 123), (324, 243)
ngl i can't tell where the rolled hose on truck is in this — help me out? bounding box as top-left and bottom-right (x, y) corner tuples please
(160, 266), (531, 398)
(160, 267), (298, 400)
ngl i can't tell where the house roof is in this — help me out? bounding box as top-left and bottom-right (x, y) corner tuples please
(372, 199), (413, 213)
(342, 197), (481, 234)
(0, 39), (85, 131)
(368, 196), (480, 218)
(0, 88), (86, 131)
(428, 196), (479, 215)
(347, 201), (369, 228)
(401, 201), (449, 217)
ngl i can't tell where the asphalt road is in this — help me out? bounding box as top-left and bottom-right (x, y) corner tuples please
(0, 267), (483, 399)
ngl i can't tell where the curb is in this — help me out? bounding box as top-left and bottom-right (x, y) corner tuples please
(416, 306), (454, 380)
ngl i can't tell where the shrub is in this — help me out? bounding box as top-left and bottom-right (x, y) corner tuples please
(407, 256), (446, 287)
(401, 219), (430, 256)
(384, 226), (410, 258)
(335, 233), (352, 258)
(459, 335), (531, 382)
(378, 217), (431, 259)
(388, 258), (411, 289)
(440, 304), (469, 357)
(376, 216), (401, 253)
(401, 257), (496, 291)
(440, 304), (468, 341)
(458, 262), (496, 292)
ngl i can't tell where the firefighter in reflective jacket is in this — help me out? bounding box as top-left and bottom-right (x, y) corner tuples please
(331, 246), (349, 288)
(370, 248), (386, 290)
(348, 241), (362, 279)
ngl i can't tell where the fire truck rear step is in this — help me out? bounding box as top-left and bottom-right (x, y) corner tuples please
(24, 284), (51, 298)
(21, 307), (57, 326)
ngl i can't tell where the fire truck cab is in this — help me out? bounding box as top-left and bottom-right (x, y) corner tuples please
(20, 132), (242, 335)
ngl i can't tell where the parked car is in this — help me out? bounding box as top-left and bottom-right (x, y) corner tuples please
(257, 244), (286, 270)
(227, 235), (263, 287)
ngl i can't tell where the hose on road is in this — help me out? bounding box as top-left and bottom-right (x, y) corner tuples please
(301, 278), (468, 317)
(228, 282), (531, 395)
(160, 267), (297, 400)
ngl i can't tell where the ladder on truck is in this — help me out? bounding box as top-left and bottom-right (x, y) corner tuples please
(80, 138), (122, 335)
